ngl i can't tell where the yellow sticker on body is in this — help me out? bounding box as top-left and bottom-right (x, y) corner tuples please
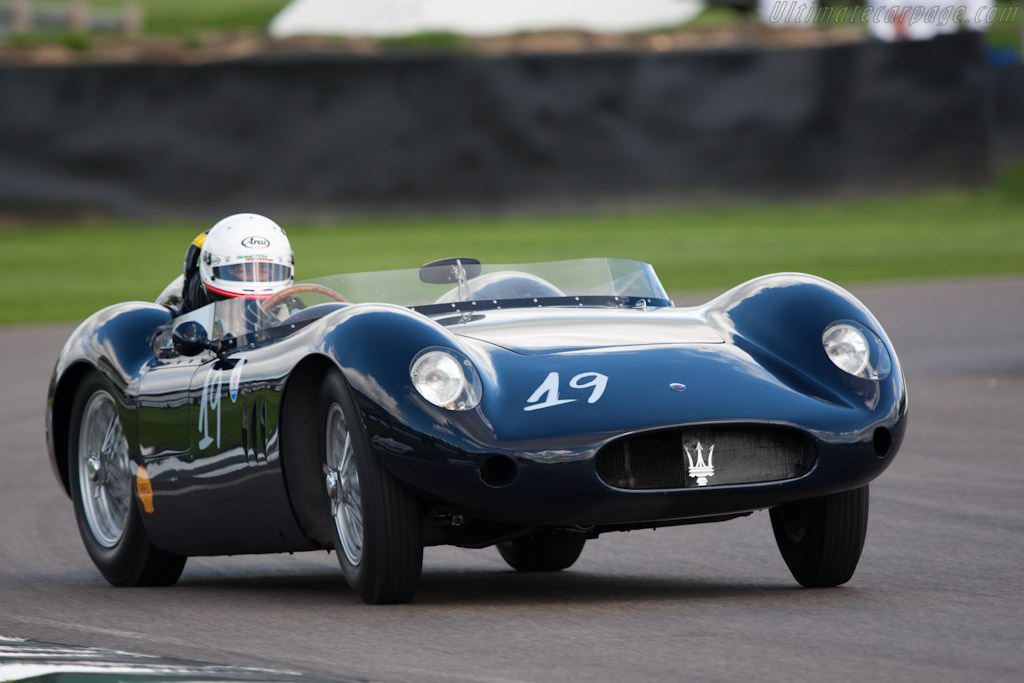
(136, 465), (155, 514)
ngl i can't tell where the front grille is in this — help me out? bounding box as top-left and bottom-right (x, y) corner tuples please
(595, 426), (815, 490)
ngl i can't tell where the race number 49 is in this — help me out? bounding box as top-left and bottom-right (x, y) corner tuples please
(524, 371), (608, 412)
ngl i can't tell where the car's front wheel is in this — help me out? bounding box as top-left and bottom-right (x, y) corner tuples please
(69, 372), (186, 586)
(497, 532), (586, 572)
(770, 485), (869, 587)
(319, 371), (423, 604)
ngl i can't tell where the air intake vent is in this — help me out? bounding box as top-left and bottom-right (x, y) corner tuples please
(595, 426), (814, 490)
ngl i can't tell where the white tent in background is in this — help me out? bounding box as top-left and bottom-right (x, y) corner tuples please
(268, 0), (706, 39)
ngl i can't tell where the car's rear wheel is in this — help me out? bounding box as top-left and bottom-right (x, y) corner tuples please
(770, 485), (869, 588)
(319, 371), (423, 604)
(497, 532), (586, 572)
(69, 372), (186, 586)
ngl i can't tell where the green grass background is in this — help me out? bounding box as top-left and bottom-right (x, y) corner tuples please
(100, 0), (291, 36)
(3, 172), (1022, 324)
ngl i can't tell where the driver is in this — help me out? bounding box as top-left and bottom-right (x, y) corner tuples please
(181, 213), (295, 314)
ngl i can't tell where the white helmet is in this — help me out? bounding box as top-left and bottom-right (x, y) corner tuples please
(199, 214), (294, 299)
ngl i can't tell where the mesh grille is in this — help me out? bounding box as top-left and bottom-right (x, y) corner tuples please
(595, 426), (815, 490)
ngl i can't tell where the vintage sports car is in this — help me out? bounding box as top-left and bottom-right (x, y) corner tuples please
(46, 258), (906, 604)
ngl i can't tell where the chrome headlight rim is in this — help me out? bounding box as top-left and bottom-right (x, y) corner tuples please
(822, 320), (892, 380)
(410, 347), (482, 411)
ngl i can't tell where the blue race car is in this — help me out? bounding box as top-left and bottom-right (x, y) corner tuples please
(46, 257), (906, 603)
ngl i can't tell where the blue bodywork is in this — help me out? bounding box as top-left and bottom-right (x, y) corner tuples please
(47, 265), (906, 557)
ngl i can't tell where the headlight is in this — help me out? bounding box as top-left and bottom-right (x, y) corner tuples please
(822, 321), (892, 380)
(823, 323), (869, 376)
(410, 348), (482, 410)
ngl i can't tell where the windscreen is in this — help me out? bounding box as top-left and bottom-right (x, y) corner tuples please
(302, 258), (669, 308)
(152, 297), (271, 354)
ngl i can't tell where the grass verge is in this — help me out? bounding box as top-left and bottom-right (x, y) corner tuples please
(2, 179), (1022, 325)
(105, 0), (290, 37)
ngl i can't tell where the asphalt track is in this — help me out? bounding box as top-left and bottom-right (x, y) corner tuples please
(1, 277), (1022, 683)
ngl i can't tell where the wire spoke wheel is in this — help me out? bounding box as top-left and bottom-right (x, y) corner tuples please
(324, 403), (363, 566)
(319, 371), (423, 604)
(69, 372), (187, 587)
(77, 391), (132, 548)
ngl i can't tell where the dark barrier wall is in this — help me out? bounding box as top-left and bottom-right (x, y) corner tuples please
(993, 63), (1024, 167)
(0, 32), (995, 218)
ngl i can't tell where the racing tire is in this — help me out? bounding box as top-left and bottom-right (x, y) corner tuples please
(68, 372), (186, 587)
(319, 371), (423, 604)
(770, 485), (869, 588)
(497, 533), (586, 572)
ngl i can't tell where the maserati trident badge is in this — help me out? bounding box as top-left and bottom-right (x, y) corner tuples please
(685, 441), (715, 486)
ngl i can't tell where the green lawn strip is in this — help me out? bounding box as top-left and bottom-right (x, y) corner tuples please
(140, 0), (290, 36)
(2, 187), (1021, 325)
(87, 0), (290, 37)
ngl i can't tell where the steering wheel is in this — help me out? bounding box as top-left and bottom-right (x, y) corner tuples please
(261, 284), (348, 313)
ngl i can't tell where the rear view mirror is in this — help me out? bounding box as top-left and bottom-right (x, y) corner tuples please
(419, 257), (482, 284)
(172, 321), (211, 357)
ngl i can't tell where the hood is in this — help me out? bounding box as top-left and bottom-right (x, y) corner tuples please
(446, 307), (723, 355)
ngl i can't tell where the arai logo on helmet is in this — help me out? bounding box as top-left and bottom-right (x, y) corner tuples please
(241, 236), (271, 249)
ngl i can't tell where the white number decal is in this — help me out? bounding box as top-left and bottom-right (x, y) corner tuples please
(569, 372), (608, 404)
(229, 358), (247, 403)
(525, 371), (608, 412)
(524, 372), (576, 411)
(198, 365), (223, 449)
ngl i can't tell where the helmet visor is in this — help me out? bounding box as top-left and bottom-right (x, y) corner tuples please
(213, 262), (292, 284)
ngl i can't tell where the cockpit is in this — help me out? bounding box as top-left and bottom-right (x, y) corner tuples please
(152, 257), (673, 357)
